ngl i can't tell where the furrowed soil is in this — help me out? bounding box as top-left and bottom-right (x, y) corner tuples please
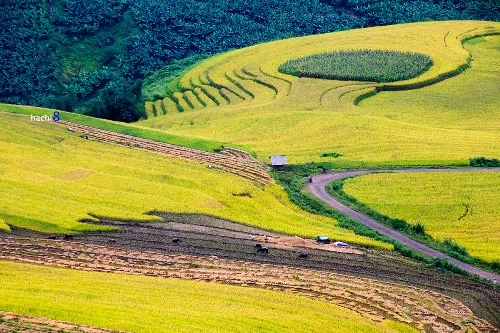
(3, 214), (500, 331)
(0, 311), (124, 333)
(1, 237), (497, 332)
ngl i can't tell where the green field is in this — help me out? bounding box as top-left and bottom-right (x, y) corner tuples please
(0, 261), (417, 333)
(137, 21), (500, 166)
(342, 171), (500, 262)
(0, 111), (389, 249)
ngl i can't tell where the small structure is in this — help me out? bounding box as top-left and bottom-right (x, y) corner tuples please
(270, 155), (288, 171)
(316, 236), (330, 244)
(333, 241), (350, 248)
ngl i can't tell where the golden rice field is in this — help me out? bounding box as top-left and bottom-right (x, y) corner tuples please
(138, 21), (500, 166)
(359, 35), (500, 133)
(342, 171), (500, 262)
(0, 261), (417, 333)
(0, 111), (389, 249)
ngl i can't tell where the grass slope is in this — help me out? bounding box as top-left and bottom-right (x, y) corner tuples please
(0, 104), (250, 153)
(139, 21), (500, 166)
(0, 112), (389, 249)
(0, 261), (417, 333)
(342, 171), (500, 262)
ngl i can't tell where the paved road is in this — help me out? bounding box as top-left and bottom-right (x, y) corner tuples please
(308, 168), (500, 282)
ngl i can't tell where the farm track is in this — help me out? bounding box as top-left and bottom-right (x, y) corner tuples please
(0, 236), (497, 333)
(0, 311), (125, 333)
(309, 168), (500, 282)
(57, 120), (272, 185)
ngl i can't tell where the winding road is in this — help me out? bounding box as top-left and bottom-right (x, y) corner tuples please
(308, 167), (500, 282)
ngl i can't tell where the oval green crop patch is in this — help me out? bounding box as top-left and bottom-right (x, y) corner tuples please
(278, 49), (433, 83)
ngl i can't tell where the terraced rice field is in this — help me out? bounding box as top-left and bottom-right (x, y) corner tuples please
(1, 235), (497, 332)
(3, 20), (500, 333)
(139, 21), (500, 166)
(342, 171), (500, 262)
(359, 34), (500, 133)
(0, 111), (389, 249)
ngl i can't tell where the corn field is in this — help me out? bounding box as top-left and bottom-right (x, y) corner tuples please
(278, 50), (433, 82)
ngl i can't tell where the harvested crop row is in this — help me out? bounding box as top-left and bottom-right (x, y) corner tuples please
(59, 120), (272, 184)
(0, 237), (495, 333)
(0, 311), (124, 333)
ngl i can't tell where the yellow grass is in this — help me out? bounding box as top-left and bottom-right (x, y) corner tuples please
(359, 35), (500, 133)
(144, 101), (155, 118)
(140, 21), (500, 166)
(343, 171), (500, 262)
(0, 219), (10, 232)
(0, 112), (389, 249)
(153, 100), (164, 116)
(0, 261), (416, 333)
(161, 97), (178, 114)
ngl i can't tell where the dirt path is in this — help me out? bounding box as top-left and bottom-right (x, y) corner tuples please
(308, 168), (500, 282)
(1, 237), (497, 333)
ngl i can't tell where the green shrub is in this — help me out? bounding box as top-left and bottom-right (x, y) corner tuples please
(431, 258), (467, 275)
(443, 238), (469, 256)
(278, 49), (433, 82)
(321, 152), (343, 158)
(470, 157), (500, 167)
(412, 222), (425, 235)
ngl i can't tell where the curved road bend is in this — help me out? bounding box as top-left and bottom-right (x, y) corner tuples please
(308, 168), (500, 282)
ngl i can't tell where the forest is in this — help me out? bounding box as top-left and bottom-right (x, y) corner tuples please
(1, 0), (499, 121)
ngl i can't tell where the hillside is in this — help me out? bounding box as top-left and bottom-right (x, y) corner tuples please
(1, 0), (499, 121)
(138, 21), (500, 166)
(2, 16), (500, 332)
(0, 110), (389, 249)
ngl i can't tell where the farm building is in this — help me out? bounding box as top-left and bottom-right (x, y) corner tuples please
(270, 155), (287, 171)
